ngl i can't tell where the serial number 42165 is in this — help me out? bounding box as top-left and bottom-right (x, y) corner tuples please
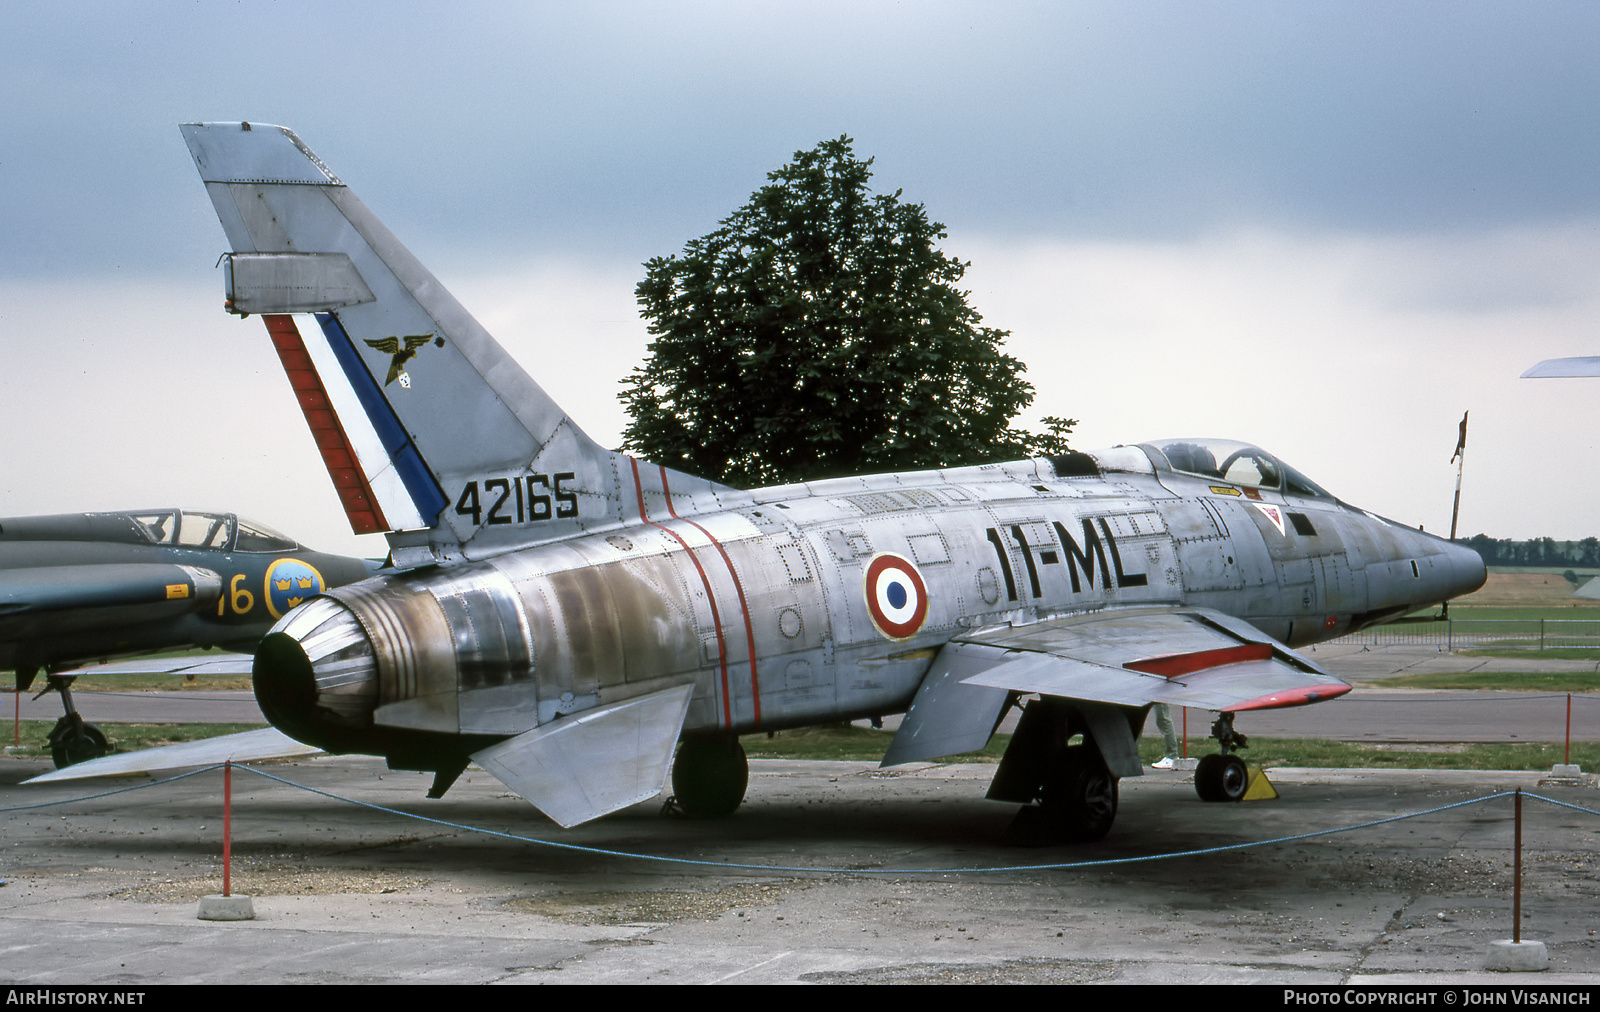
(455, 472), (576, 526)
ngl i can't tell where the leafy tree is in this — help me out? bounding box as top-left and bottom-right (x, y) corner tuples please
(621, 136), (1070, 487)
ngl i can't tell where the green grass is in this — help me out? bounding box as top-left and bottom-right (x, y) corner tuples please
(1356, 671), (1600, 691)
(1182, 738), (1600, 772)
(9, 718), (1592, 774)
(1443, 606), (1600, 621)
(1459, 647), (1600, 660)
(731, 723), (1597, 771)
(3, 721), (266, 758)
(65, 672), (256, 692)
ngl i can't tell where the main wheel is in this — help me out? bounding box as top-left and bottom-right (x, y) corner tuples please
(50, 721), (109, 769)
(1038, 750), (1118, 842)
(1195, 753), (1249, 802)
(670, 737), (748, 818)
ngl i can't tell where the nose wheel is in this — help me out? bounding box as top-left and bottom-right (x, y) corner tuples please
(1195, 711), (1249, 803)
(1194, 753), (1249, 802)
(50, 717), (110, 769)
(22, 671), (112, 769)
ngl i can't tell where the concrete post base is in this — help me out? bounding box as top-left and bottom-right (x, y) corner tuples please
(197, 894), (255, 921)
(1485, 939), (1547, 972)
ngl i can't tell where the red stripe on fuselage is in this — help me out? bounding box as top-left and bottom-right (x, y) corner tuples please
(659, 466), (761, 724)
(261, 315), (388, 534)
(630, 458), (733, 728)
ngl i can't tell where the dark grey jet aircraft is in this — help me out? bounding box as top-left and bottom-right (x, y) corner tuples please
(1, 508), (373, 766)
(35, 123), (1488, 844)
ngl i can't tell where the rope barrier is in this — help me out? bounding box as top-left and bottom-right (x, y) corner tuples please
(6, 764), (1596, 875)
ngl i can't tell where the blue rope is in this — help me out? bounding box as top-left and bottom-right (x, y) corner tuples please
(7, 764), (1596, 874)
(0, 766), (215, 810)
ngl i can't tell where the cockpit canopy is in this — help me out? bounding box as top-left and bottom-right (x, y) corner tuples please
(1139, 438), (1333, 499)
(126, 509), (299, 553)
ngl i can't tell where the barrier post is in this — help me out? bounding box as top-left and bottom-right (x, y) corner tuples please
(223, 761), (232, 897)
(196, 759), (254, 920)
(1513, 789), (1522, 944)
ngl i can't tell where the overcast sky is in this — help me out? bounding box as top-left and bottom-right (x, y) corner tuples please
(4, 2), (1599, 557)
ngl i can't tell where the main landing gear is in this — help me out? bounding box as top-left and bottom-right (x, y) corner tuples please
(667, 735), (749, 819)
(1022, 748), (1118, 844)
(1194, 711), (1250, 803)
(990, 697), (1123, 846)
(16, 669), (111, 769)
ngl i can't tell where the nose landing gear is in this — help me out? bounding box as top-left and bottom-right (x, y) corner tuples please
(1194, 711), (1249, 803)
(21, 670), (112, 769)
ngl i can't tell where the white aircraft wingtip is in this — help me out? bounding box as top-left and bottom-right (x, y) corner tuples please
(1522, 356), (1600, 378)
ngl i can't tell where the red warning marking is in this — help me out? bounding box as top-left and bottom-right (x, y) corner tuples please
(1125, 642), (1273, 678)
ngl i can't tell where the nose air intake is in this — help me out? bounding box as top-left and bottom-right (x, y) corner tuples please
(254, 596), (378, 747)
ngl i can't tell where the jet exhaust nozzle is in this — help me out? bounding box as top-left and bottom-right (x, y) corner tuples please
(253, 596), (378, 748)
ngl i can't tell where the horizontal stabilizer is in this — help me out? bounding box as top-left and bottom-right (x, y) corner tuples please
(470, 683), (694, 828)
(224, 252), (375, 315)
(24, 727), (320, 783)
(955, 607), (1349, 712)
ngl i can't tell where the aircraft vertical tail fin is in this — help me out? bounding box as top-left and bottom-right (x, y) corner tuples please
(181, 122), (741, 564)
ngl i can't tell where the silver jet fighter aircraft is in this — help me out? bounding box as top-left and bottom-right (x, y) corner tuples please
(170, 122), (1486, 842)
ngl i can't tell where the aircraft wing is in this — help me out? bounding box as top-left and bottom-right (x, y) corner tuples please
(49, 653), (257, 678)
(882, 607), (1348, 767)
(1523, 357), (1600, 378)
(23, 727), (320, 783)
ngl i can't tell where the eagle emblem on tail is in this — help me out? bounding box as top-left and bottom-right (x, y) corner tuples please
(364, 334), (438, 387)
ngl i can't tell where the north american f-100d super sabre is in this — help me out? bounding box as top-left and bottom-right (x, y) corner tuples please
(39, 121), (1487, 842)
(3, 508), (374, 766)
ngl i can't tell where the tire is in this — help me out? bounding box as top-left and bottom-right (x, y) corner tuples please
(1195, 753), (1249, 802)
(51, 722), (109, 769)
(670, 737), (749, 819)
(1040, 750), (1118, 842)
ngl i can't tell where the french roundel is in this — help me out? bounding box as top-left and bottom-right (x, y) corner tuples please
(864, 553), (930, 641)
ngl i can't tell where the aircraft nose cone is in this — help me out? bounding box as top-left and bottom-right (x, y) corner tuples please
(253, 596), (378, 748)
(1444, 539), (1488, 601)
